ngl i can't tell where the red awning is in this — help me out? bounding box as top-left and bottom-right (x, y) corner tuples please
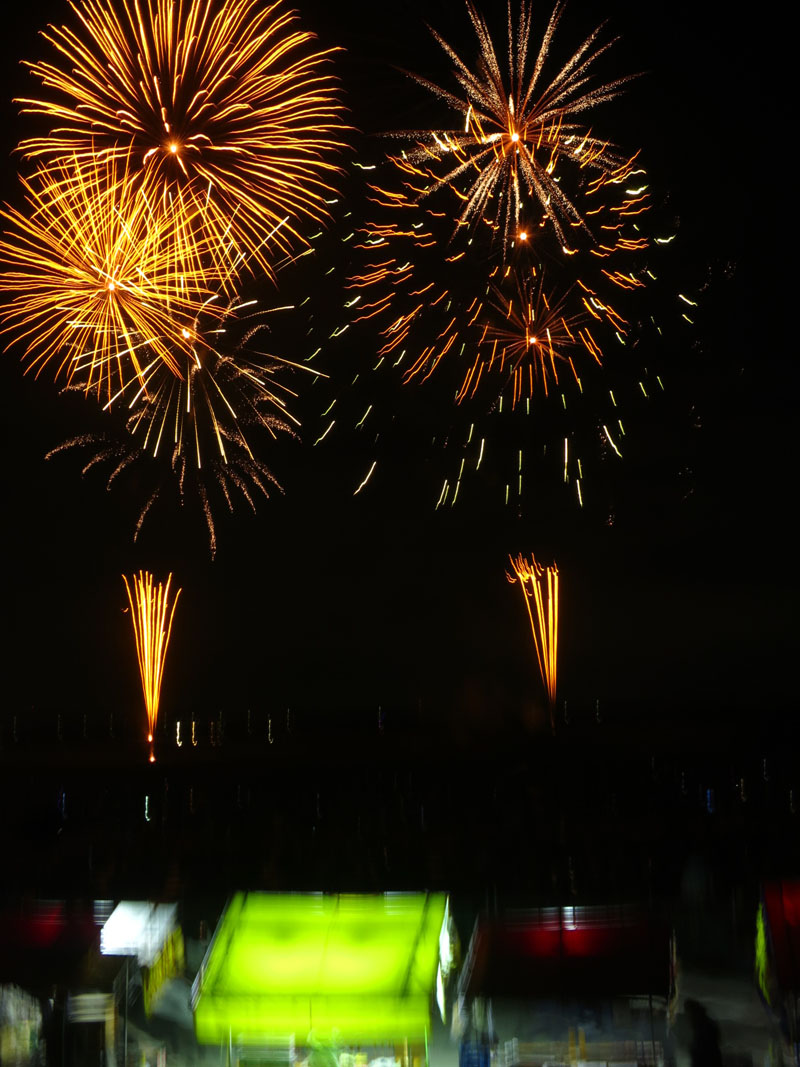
(0, 902), (100, 988)
(762, 882), (800, 992)
(459, 906), (672, 999)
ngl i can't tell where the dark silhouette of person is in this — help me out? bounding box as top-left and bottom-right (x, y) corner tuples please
(684, 998), (724, 1067)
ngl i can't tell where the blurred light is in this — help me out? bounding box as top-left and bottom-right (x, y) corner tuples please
(100, 901), (178, 966)
(67, 993), (113, 1022)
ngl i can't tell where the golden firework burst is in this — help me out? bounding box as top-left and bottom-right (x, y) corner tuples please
(17, 0), (347, 275)
(455, 267), (628, 406)
(0, 155), (222, 401)
(400, 1), (644, 253)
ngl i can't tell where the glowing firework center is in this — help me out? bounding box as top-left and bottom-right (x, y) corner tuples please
(191, 893), (449, 1047)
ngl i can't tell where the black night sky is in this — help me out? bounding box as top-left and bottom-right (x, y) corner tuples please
(0, 0), (791, 746)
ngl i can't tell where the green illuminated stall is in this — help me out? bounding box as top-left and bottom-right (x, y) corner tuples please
(192, 892), (449, 1046)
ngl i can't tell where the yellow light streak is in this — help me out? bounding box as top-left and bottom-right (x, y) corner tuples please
(354, 460), (377, 495)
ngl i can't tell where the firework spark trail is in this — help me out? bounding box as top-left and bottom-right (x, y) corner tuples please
(507, 552), (558, 728)
(397, 1), (643, 253)
(0, 155), (222, 400)
(123, 570), (181, 761)
(16, 0), (347, 276)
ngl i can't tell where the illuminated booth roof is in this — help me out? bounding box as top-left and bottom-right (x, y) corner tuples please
(192, 892), (448, 1046)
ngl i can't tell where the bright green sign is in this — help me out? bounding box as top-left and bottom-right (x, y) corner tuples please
(193, 892), (448, 1045)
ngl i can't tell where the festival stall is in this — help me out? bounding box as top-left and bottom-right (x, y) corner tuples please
(192, 892), (452, 1066)
(455, 905), (676, 1067)
(756, 880), (800, 1064)
(0, 899), (113, 1066)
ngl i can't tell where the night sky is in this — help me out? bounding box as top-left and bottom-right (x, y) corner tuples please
(0, 0), (790, 742)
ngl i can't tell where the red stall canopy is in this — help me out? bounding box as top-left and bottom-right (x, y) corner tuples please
(762, 881), (800, 992)
(458, 905), (672, 1000)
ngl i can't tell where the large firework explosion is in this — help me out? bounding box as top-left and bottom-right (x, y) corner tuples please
(0, 0), (348, 551)
(346, 11), (652, 402)
(332, 1), (685, 511)
(339, 162), (658, 509)
(397, 0), (642, 253)
(344, 0), (653, 381)
(16, 0), (347, 276)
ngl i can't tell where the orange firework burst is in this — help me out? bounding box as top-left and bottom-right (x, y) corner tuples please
(455, 267), (627, 407)
(347, 186), (638, 406)
(16, 0), (346, 275)
(0, 156), (221, 401)
(507, 552), (558, 728)
(123, 570), (181, 761)
(399, 1), (645, 253)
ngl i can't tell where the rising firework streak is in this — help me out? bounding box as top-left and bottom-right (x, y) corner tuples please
(123, 571), (181, 762)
